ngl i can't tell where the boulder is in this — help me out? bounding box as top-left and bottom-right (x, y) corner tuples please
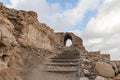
(83, 69), (90, 76)
(95, 76), (108, 80)
(80, 77), (89, 80)
(95, 62), (115, 78)
(110, 62), (118, 74)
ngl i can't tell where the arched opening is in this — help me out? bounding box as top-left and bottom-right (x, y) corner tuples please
(66, 39), (72, 47)
(64, 34), (72, 47)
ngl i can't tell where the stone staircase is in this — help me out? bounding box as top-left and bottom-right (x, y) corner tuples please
(45, 50), (80, 80)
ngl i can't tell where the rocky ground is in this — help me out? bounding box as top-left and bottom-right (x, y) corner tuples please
(0, 2), (120, 80)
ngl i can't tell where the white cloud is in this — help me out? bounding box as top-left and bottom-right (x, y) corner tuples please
(66, 39), (72, 47)
(84, 0), (120, 37)
(7, 0), (101, 31)
(68, 30), (81, 37)
(84, 38), (104, 46)
(109, 48), (120, 61)
(83, 0), (120, 60)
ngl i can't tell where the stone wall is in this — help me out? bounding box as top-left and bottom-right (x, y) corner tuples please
(55, 32), (85, 50)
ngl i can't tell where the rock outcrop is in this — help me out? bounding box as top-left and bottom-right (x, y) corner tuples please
(0, 2), (120, 80)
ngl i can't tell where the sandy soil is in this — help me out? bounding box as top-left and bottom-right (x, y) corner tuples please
(27, 64), (77, 80)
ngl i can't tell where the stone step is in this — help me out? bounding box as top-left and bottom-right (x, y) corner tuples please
(57, 54), (79, 57)
(51, 55), (79, 59)
(45, 63), (79, 66)
(45, 66), (78, 72)
(51, 59), (79, 63)
(46, 70), (77, 72)
(60, 51), (79, 55)
(58, 54), (79, 56)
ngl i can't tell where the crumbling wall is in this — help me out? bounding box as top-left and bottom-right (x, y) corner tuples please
(55, 32), (85, 51)
(0, 2), (56, 50)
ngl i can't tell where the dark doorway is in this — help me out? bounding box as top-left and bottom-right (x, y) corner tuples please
(64, 34), (72, 47)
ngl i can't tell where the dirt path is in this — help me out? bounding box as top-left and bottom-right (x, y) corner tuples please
(27, 64), (77, 80)
(26, 53), (77, 80)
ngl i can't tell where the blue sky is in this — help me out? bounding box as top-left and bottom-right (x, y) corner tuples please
(73, 9), (98, 31)
(47, 0), (79, 9)
(47, 0), (78, 6)
(1, 0), (120, 60)
(0, 0), (10, 4)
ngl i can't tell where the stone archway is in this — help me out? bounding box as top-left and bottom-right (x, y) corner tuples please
(64, 33), (72, 46)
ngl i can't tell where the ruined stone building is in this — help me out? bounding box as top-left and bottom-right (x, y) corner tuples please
(0, 2), (120, 80)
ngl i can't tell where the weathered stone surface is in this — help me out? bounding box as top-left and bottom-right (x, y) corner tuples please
(118, 68), (120, 73)
(0, 62), (8, 70)
(115, 74), (120, 80)
(27, 11), (38, 19)
(95, 76), (108, 80)
(83, 69), (90, 76)
(0, 29), (1, 42)
(95, 62), (115, 78)
(110, 62), (118, 74)
(15, 76), (23, 80)
(0, 2), (3, 8)
(80, 77), (89, 80)
(0, 17), (17, 47)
